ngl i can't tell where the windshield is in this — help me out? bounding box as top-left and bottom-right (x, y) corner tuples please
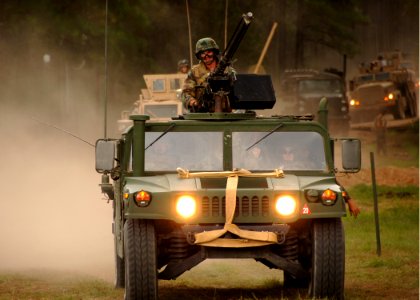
(357, 74), (374, 83)
(232, 131), (327, 171)
(298, 79), (343, 95)
(145, 132), (223, 171)
(143, 104), (179, 119)
(144, 131), (327, 172)
(375, 72), (390, 81)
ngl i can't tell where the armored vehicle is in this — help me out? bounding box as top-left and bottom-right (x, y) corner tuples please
(96, 82), (361, 300)
(117, 73), (186, 132)
(96, 12), (361, 300)
(271, 69), (350, 135)
(349, 51), (418, 123)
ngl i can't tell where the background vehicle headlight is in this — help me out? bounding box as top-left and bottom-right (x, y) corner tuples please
(176, 195), (196, 218)
(275, 195), (297, 216)
(350, 99), (360, 106)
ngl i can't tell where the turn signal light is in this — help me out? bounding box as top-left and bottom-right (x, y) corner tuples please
(134, 190), (152, 207)
(321, 189), (337, 206)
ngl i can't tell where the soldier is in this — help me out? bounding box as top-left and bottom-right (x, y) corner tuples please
(177, 59), (190, 74)
(181, 37), (236, 112)
(341, 187), (361, 218)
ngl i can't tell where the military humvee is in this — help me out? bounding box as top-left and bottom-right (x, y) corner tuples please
(117, 73), (186, 132)
(96, 72), (361, 299)
(266, 69), (351, 135)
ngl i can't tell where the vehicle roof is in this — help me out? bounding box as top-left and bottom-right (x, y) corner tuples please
(142, 73), (186, 101)
(131, 113), (321, 131)
(282, 69), (342, 80)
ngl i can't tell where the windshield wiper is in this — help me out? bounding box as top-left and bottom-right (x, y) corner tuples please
(246, 123), (284, 151)
(145, 123), (176, 150)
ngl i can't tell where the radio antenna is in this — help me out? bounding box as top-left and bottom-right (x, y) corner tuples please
(224, 0), (228, 48)
(103, 0), (109, 139)
(186, 0), (193, 65)
(31, 117), (95, 147)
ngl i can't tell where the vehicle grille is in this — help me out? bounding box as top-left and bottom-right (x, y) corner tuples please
(327, 97), (347, 114)
(358, 86), (384, 105)
(201, 195), (270, 217)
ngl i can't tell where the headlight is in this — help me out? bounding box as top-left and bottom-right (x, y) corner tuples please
(384, 93), (394, 101)
(176, 195), (196, 218)
(275, 195), (297, 216)
(350, 99), (360, 106)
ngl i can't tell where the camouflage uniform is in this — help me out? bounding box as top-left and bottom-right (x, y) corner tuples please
(181, 61), (235, 112)
(182, 37), (236, 112)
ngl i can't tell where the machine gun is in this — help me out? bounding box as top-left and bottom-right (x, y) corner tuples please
(204, 12), (253, 112)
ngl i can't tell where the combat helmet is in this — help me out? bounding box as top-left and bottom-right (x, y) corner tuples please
(195, 37), (220, 59)
(178, 59), (189, 68)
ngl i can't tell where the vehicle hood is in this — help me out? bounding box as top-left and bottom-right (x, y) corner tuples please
(356, 81), (394, 90)
(300, 92), (344, 99)
(124, 173), (341, 193)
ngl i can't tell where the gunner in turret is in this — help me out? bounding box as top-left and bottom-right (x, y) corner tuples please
(181, 37), (235, 112)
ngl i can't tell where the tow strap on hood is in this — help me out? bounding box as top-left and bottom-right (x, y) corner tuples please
(177, 167), (284, 248)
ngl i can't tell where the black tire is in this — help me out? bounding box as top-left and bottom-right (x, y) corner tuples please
(113, 199), (125, 288)
(393, 97), (407, 119)
(309, 218), (345, 300)
(124, 219), (158, 300)
(114, 231), (125, 288)
(283, 272), (309, 289)
(408, 92), (418, 117)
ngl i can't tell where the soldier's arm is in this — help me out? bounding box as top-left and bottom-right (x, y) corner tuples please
(342, 189), (361, 218)
(181, 72), (198, 110)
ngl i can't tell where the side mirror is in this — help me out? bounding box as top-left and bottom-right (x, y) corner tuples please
(341, 139), (361, 172)
(95, 139), (116, 173)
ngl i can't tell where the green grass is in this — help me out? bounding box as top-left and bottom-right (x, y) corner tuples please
(0, 271), (123, 300)
(368, 127), (419, 168)
(343, 185), (419, 299)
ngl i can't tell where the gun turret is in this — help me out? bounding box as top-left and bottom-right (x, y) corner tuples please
(213, 12), (253, 77)
(205, 12), (253, 112)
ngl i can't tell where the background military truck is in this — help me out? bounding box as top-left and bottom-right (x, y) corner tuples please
(348, 51), (418, 123)
(268, 69), (350, 135)
(95, 74), (361, 299)
(117, 73), (186, 132)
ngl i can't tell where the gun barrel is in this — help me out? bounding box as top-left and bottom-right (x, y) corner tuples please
(214, 12), (253, 76)
(223, 12), (253, 59)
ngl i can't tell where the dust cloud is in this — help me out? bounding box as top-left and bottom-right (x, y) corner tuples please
(0, 47), (116, 282)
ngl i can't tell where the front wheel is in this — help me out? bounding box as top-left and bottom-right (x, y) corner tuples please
(393, 97), (407, 119)
(309, 218), (345, 300)
(114, 231), (125, 288)
(124, 219), (158, 300)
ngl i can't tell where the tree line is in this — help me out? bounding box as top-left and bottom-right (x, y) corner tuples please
(0, 0), (417, 119)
